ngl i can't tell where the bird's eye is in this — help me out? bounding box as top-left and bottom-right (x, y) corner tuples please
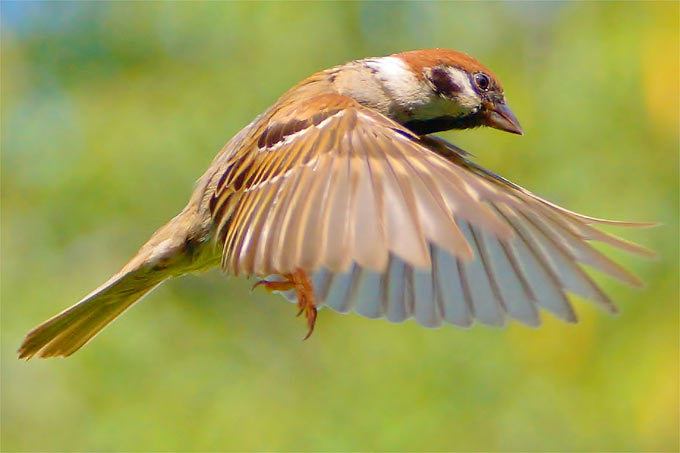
(474, 73), (491, 91)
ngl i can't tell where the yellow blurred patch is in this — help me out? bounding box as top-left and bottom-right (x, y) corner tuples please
(508, 298), (599, 377)
(641, 5), (680, 135)
(635, 360), (680, 450)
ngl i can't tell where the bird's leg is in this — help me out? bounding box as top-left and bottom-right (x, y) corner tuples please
(253, 269), (317, 340)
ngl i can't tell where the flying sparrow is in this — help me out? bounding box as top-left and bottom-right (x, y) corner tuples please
(18, 49), (655, 359)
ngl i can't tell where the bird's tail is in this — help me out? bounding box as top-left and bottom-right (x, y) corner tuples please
(17, 267), (165, 359)
(18, 212), (204, 359)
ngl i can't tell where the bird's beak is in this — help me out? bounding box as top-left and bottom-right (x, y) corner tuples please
(482, 101), (523, 135)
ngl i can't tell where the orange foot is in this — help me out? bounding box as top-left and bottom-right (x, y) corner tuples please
(253, 269), (317, 340)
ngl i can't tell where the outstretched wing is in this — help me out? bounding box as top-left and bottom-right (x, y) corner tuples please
(210, 93), (654, 327)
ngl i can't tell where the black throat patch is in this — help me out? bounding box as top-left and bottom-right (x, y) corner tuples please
(403, 112), (483, 135)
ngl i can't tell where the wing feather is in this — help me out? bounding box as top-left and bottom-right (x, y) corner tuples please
(432, 245), (473, 326)
(413, 266), (440, 328)
(477, 228), (541, 326)
(457, 219), (506, 326)
(398, 147), (473, 260)
(493, 203), (577, 322)
(426, 160), (514, 240)
(208, 93), (652, 329)
(252, 178), (289, 275)
(384, 256), (408, 323)
(351, 131), (388, 270)
(265, 169), (305, 274)
(518, 212), (617, 312)
(296, 156), (335, 270)
(538, 213), (644, 287)
(321, 153), (353, 272)
(354, 271), (384, 319)
(374, 139), (431, 268)
(274, 161), (319, 273)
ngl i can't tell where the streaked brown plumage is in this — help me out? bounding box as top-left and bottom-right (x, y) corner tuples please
(18, 49), (655, 359)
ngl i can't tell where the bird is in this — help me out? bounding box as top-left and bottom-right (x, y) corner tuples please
(18, 48), (655, 359)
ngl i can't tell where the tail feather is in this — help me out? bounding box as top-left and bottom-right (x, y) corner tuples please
(18, 207), (213, 359)
(18, 273), (163, 359)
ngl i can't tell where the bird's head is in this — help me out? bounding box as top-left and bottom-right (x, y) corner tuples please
(351, 49), (523, 136)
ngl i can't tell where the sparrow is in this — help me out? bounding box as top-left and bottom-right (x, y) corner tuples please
(18, 48), (655, 359)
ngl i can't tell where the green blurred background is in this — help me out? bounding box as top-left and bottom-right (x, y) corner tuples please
(2, 2), (678, 451)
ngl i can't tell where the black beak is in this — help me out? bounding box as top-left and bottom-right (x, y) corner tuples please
(482, 101), (523, 135)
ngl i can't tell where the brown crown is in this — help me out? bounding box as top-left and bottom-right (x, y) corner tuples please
(394, 48), (502, 90)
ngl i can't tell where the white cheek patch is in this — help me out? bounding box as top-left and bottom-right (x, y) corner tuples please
(446, 67), (479, 108)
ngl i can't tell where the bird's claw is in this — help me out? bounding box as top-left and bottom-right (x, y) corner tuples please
(252, 270), (318, 339)
(302, 305), (317, 340)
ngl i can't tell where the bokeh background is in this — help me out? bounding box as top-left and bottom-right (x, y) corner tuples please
(2, 2), (678, 452)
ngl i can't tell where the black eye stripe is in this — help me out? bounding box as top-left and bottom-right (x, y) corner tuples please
(428, 68), (461, 97)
